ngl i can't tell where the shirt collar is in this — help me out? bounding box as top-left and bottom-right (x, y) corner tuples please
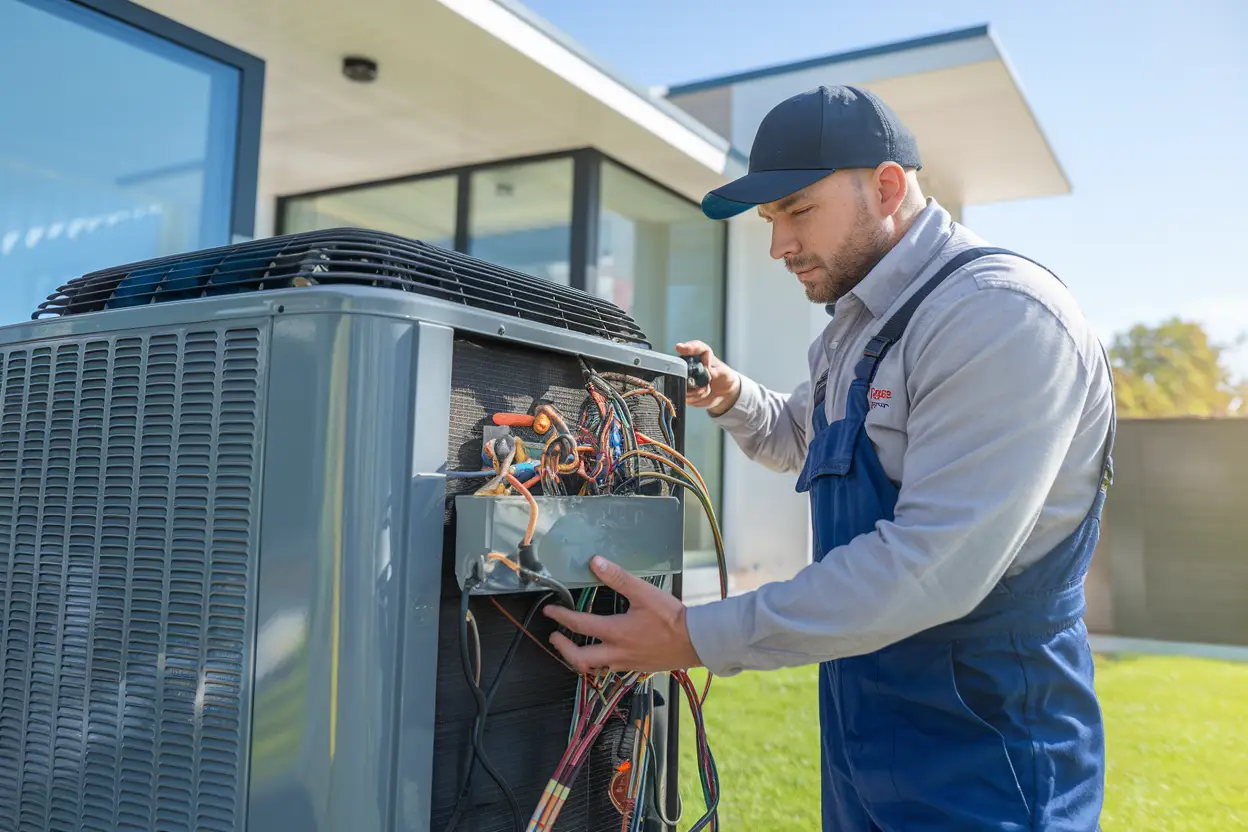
(829, 198), (954, 319)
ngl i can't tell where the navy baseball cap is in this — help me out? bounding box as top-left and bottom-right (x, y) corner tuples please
(702, 85), (922, 220)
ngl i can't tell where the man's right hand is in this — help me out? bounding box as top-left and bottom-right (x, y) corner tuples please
(674, 341), (742, 417)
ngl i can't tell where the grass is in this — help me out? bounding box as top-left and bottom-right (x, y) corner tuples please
(675, 654), (1248, 831)
(1095, 653), (1248, 830)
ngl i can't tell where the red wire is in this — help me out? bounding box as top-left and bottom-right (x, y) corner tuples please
(673, 670), (718, 828)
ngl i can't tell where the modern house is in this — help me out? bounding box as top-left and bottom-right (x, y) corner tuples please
(3, 0), (1071, 599)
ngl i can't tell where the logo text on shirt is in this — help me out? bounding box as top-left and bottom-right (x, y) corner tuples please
(869, 387), (892, 410)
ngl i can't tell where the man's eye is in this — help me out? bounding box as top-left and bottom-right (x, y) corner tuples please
(792, 206), (813, 216)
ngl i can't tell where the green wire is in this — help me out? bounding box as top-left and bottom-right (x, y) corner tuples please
(634, 472), (726, 595)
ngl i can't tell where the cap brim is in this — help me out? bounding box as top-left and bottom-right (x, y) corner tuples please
(701, 168), (836, 220)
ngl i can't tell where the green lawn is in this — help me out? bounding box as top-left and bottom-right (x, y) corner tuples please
(675, 654), (1248, 831)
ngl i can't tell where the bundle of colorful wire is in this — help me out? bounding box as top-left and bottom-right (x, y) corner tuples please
(525, 666), (646, 830)
(617, 680), (656, 832)
(524, 665), (720, 831)
(455, 359), (727, 832)
(671, 669), (720, 832)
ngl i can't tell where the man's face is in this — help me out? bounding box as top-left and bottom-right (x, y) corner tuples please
(758, 170), (893, 305)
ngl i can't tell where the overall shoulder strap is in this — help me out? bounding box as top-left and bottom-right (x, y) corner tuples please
(855, 246), (1008, 380)
(855, 244), (1116, 490)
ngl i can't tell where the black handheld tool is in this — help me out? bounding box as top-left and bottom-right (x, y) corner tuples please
(684, 354), (712, 389)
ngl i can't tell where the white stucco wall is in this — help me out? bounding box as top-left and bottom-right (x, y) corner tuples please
(717, 213), (816, 589)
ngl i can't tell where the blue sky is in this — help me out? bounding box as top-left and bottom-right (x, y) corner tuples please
(524, 0), (1248, 378)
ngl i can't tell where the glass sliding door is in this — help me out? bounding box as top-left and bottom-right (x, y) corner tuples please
(596, 159), (727, 566)
(0, 0), (262, 324)
(281, 176), (458, 251)
(467, 158), (574, 285)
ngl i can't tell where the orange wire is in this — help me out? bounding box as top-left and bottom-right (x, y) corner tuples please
(544, 434), (581, 473)
(621, 386), (677, 421)
(505, 472), (539, 545)
(634, 432), (709, 495)
(492, 412), (536, 428)
(619, 449), (700, 485)
(487, 551), (521, 573)
(587, 386), (609, 419)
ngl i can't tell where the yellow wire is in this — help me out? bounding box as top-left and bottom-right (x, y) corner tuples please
(636, 471), (727, 599)
(620, 449), (722, 539)
(633, 433), (711, 498)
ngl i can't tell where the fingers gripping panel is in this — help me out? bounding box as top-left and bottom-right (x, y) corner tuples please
(0, 328), (264, 831)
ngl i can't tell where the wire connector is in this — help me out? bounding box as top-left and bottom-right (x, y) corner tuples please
(516, 543), (541, 574)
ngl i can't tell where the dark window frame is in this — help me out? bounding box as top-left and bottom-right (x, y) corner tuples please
(64, 0), (266, 241)
(274, 147), (713, 290)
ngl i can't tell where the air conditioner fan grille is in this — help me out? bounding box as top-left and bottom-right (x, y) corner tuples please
(32, 228), (650, 348)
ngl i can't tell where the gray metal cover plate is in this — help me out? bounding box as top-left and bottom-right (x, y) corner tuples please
(454, 495), (683, 592)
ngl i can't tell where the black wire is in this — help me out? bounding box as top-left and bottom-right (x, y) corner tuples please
(445, 585), (550, 831)
(517, 566), (575, 610)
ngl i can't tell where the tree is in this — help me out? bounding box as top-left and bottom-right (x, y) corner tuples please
(1229, 380), (1248, 417)
(1108, 317), (1244, 418)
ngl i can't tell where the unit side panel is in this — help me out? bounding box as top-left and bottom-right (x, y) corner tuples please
(248, 312), (424, 832)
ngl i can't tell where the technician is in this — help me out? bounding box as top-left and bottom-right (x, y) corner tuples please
(544, 84), (1115, 831)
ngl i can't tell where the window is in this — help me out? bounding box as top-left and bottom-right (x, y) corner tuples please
(468, 158), (574, 286)
(0, 0), (261, 325)
(282, 176), (458, 250)
(597, 160), (727, 565)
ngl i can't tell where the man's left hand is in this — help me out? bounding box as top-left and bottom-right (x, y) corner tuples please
(544, 555), (703, 673)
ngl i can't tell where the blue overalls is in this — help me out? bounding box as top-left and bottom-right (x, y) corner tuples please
(795, 247), (1112, 831)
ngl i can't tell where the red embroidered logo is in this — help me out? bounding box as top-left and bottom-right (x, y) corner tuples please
(869, 388), (891, 401)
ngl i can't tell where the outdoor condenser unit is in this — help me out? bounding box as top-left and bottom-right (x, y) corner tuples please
(0, 229), (691, 832)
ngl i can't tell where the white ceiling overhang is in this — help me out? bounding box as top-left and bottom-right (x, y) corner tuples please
(137, 0), (742, 204)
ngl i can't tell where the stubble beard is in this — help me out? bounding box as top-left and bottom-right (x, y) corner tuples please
(789, 204), (893, 305)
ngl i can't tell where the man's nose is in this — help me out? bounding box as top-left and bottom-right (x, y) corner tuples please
(769, 223), (799, 261)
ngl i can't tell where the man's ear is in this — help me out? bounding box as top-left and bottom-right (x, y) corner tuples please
(873, 162), (908, 217)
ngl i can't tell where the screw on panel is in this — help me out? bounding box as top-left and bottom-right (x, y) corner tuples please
(633, 358), (640, 365)
(277, 305), (285, 313)
(497, 325), (506, 335)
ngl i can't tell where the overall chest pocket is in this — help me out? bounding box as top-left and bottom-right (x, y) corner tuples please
(797, 377), (872, 492)
(796, 422), (854, 492)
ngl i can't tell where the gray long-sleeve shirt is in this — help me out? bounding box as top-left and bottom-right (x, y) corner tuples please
(684, 199), (1115, 677)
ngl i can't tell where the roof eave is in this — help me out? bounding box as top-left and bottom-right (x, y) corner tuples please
(470, 0), (737, 172)
(663, 24), (992, 97)
(663, 24), (1070, 204)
